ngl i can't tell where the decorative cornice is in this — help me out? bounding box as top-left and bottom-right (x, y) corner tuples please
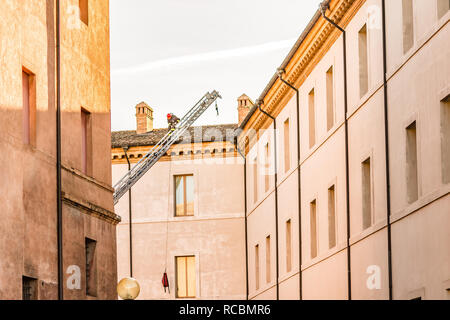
(62, 192), (121, 225)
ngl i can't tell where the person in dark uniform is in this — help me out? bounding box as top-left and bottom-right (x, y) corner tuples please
(167, 113), (180, 131)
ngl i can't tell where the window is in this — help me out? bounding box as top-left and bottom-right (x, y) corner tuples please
(85, 238), (97, 296)
(310, 200), (318, 259)
(326, 66), (335, 130)
(286, 220), (292, 272)
(284, 119), (291, 172)
(328, 185), (336, 248)
(406, 121), (419, 203)
(266, 236), (271, 283)
(358, 24), (369, 98)
(175, 175), (194, 216)
(255, 245), (260, 290)
(176, 256), (196, 298)
(81, 108), (92, 175)
(79, 0), (89, 25)
(253, 157), (258, 203)
(22, 276), (38, 300)
(402, 0), (414, 53)
(437, 0), (450, 19)
(441, 97), (450, 184)
(264, 143), (270, 192)
(309, 89), (316, 148)
(22, 70), (36, 146)
(362, 158), (372, 230)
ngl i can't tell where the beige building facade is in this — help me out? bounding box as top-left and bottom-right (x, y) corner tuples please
(0, 0), (119, 300)
(238, 0), (449, 300)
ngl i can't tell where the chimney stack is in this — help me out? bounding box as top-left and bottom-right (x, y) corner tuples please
(237, 94), (253, 125)
(135, 102), (154, 134)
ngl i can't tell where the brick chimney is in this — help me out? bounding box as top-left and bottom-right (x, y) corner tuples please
(135, 102), (154, 134)
(237, 94), (253, 125)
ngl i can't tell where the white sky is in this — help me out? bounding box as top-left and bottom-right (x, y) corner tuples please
(110, 0), (323, 131)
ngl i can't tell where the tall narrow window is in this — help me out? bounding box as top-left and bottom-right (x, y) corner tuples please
(328, 185), (336, 249)
(286, 220), (292, 272)
(81, 108), (92, 175)
(284, 119), (291, 172)
(358, 24), (369, 98)
(362, 158), (372, 230)
(309, 89), (316, 148)
(253, 157), (258, 203)
(326, 66), (335, 130)
(79, 0), (89, 25)
(310, 200), (318, 259)
(266, 236), (271, 283)
(264, 143), (270, 192)
(22, 276), (38, 300)
(406, 121), (419, 203)
(437, 0), (450, 19)
(255, 245), (260, 290)
(175, 175), (194, 216)
(22, 70), (36, 145)
(402, 0), (414, 53)
(176, 256), (196, 298)
(441, 98), (450, 184)
(85, 238), (97, 297)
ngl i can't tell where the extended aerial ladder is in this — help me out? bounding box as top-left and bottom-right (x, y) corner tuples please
(113, 90), (221, 204)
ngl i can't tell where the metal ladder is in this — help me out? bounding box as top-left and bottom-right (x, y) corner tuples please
(113, 90), (221, 204)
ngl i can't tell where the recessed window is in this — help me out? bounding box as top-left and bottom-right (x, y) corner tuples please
(286, 220), (292, 272)
(266, 236), (271, 283)
(176, 256), (196, 298)
(402, 0), (414, 53)
(264, 143), (270, 192)
(326, 66), (335, 131)
(284, 119), (291, 172)
(308, 89), (316, 148)
(328, 185), (336, 249)
(255, 244), (260, 290)
(406, 121), (419, 204)
(362, 158), (372, 230)
(79, 0), (89, 25)
(441, 97), (450, 184)
(85, 238), (97, 297)
(253, 157), (258, 204)
(437, 0), (450, 19)
(175, 175), (194, 216)
(81, 108), (92, 175)
(22, 276), (38, 300)
(310, 199), (318, 259)
(22, 69), (36, 146)
(358, 24), (369, 98)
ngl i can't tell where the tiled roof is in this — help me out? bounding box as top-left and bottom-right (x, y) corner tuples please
(111, 124), (238, 148)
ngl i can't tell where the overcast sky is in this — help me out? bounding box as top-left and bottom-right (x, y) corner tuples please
(110, 0), (323, 131)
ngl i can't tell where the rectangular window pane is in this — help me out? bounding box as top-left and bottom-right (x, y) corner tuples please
(22, 71), (30, 144)
(328, 185), (336, 248)
(362, 158), (372, 230)
(185, 175), (194, 215)
(286, 220), (292, 272)
(255, 245), (260, 290)
(176, 257), (187, 298)
(310, 200), (318, 259)
(175, 176), (184, 216)
(186, 256), (196, 298)
(406, 122), (419, 203)
(175, 175), (194, 216)
(359, 25), (369, 97)
(265, 143), (270, 192)
(266, 236), (271, 283)
(441, 98), (450, 184)
(402, 0), (414, 53)
(309, 89), (316, 148)
(284, 119), (290, 172)
(326, 66), (335, 130)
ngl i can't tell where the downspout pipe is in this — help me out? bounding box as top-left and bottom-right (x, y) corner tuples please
(56, 0), (63, 300)
(320, 1), (352, 300)
(256, 99), (280, 300)
(122, 147), (133, 278)
(277, 69), (303, 300)
(381, 0), (393, 300)
(234, 136), (249, 300)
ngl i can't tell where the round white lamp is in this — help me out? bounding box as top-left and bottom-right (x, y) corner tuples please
(117, 277), (140, 300)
